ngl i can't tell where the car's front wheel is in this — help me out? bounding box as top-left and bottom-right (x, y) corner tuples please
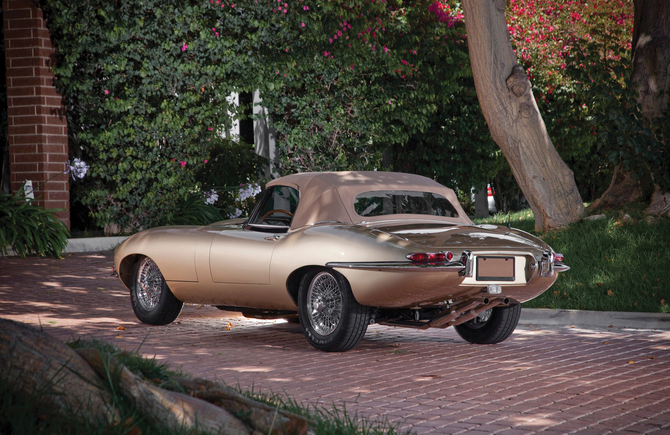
(298, 269), (369, 352)
(454, 303), (521, 344)
(130, 256), (183, 325)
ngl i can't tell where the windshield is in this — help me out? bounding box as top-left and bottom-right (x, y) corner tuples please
(247, 185), (300, 228)
(354, 190), (459, 218)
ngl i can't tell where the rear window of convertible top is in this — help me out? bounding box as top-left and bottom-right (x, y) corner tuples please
(354, 190), (459, 218)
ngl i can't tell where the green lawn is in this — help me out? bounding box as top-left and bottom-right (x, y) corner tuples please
(474, 204), (670, 313)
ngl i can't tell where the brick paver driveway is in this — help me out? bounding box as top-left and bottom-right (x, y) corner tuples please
(1, 252), (669, 434)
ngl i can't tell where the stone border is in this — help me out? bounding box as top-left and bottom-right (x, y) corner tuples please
(520, 308), (670, 331)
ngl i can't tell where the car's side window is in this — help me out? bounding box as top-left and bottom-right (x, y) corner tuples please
(247, 186), (299, 230)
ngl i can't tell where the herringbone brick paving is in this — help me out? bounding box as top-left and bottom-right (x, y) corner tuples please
(1, 252), (669, 434)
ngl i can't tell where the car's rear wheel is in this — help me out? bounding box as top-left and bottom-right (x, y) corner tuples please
(131, 256), (183, 325)
(298, 269), (369, 352)
(454, 303), (521, 344)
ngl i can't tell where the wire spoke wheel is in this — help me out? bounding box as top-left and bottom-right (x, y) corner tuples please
(130, 256), (183, 325)
(307, 272), (343, 335)
(298, 268), (369, 352)
(136, 257), (163, 311)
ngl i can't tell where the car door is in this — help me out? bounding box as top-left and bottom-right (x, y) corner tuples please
(209, 185), (299, 284)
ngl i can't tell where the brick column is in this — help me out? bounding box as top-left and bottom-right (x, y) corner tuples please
(3, 0), (69, 228)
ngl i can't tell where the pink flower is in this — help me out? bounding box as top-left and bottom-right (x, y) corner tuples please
(181, 43), (188, 51)
(104, 89), (109, 95)
(388, 100), (392, 105)
(180, 161), (187, 167)
(283, 9), (287, 13)
(303, 5), (309, 9)
(208, 127), (213, 131)
(231, 3), (235, 7)
(329, 38), (333, 43)
(204, 159), (208, 163)
(301, 22), (305, 27)
(401, 59), (408, 65)
(350, 63), (355, 69)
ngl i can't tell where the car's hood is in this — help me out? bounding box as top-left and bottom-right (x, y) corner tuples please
(365, 221), (548, 253)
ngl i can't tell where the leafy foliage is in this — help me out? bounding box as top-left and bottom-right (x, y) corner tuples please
(0, 184), (69, 258)
(160, 193), (224, 226)
(41, 0), (275, 231)
(42, 0), (505, 230)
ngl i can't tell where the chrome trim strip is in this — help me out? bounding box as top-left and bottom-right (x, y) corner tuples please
(326, 261), (465, 272)
(554, 263), (570, 273)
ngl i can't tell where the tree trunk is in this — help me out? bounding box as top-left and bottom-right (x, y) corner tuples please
(634, 0), (670, 214)
(632, 0), (670, 119)
(589, 163), (653, 210)
(461, 0), (584, 231)
(0, 319), (119, 423)
(76, 348), (252, 435)
(0, 318), (311, 434)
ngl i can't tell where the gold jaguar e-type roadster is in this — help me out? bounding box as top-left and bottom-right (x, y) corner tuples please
(114, 171), (568, 352)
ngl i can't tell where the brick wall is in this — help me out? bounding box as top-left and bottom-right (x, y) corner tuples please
(3, 0), (69, 227)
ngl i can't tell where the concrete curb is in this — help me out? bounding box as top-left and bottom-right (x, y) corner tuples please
(521, 308), (670, 331)
(1, 236), (129, 257)
(64, 236), (129, 254)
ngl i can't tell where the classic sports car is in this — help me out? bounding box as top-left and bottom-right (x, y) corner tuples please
(114, 171), (568, 352)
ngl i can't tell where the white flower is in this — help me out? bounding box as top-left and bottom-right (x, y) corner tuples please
(229, 208), (243, 218)
(67, 158), (89, 180)
(237, 183), (261, 201)
(204, 189), (219, 205)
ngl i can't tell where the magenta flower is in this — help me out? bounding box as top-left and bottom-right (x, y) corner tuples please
(104, 89), (109, 95)
(301, 22), (305, 27)
(208, 127), (213, 130)
(303, 5), (309, 10)
(401, 59), (408, 65)
(180, 161), (187, 167)
(181, 43), (188, 51)
(204, 159), (208, 163)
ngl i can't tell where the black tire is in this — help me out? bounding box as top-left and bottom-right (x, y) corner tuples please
(298, 268), (369, 352)
(454, 303), (521, 344)
(130, 256), (183, 325)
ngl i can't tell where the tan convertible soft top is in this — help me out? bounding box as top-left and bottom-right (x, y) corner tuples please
(267, 171), (472, 229)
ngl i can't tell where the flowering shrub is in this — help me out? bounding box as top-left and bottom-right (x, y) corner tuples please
(506, 0), (635, 200)
(67, 158), (89, 180)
